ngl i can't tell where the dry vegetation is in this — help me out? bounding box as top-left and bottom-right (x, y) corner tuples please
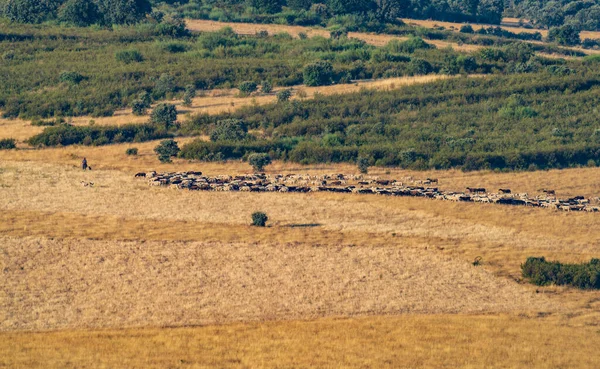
(1, 142), (599, 366)
(186, 18), (600, 55)
(0, 74), (459, 143)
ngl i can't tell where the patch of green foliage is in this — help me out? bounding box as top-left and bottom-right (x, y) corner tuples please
(251, 211), (268, 227)
(522, 257), (600, 289)
(154, 139), (179, 163)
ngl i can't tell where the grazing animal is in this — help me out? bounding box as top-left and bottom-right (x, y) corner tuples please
(426, 178), (438, 184)
(134, 172), (146, 178)
(466, 187), (486, 194)
(542, 189), (556, 195)
(498, 188), (511, 194)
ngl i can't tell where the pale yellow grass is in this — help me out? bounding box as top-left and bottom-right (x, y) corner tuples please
(403, 18), (600, 55)
(0, 74), (463, 143)
(186, 19), (481, 52)
(0, 235), (556, 331)
(3, 314), (600, 369)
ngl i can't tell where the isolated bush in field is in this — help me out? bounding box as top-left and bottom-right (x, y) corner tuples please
(261, 81), (273, 94)
(248, 153), (272, 172)
(154, 139), (180, 163)
(183, 85), (195, 107)
(131, 99), (147, 115)
(153, 73), (176, 99)
(238, 81), (258, 95)
(0, 138), (17, 150)
(251, 211), (268, 227)
(59, 71), (84, 85)
(460, 25), (474, 33)
(150, 103), (177, 129)
(303, 61), (333, 86)
(298, 32), (308, 39)
(126, 147), (138, 155)
(210, 119), (248, 142)
(115, 49), (143, 64)
(357, 156), (369, 174)
(58, 0), (100, 26)
(276, 89), (292, 102)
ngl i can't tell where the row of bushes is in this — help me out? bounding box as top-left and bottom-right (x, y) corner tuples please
(522, 257), (600, 290)
(27, 123), (172, 146)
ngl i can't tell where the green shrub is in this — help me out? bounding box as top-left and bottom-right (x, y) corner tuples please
(357, 156), (369, 173)
(460, 25), (474, 33)
(59, 71), (84, 85)
(521, 257), (600, 289)
(153, 73), (175, 99)
(126, 147), (138, 155)
(261, 81), (273, 94)
(276, 88), (292, 102)
(251, 211), (268, 227)
(115, 49), (144, 64)
(238, 81), (258, 95)
(58, 0), (100, 26)
(131, 100), (147, 116)
(248, 152), (272, 172)
(210, 119), (248, 142)
(303, 61), (333, 86)
(0, 138), (17, 150)
(150, 103), (177, 129)
(154, 139), (180, 163)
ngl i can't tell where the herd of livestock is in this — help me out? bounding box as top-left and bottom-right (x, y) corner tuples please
(136, 171), (600, 213)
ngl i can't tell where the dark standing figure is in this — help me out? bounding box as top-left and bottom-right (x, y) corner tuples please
(82, 157), (88, 170)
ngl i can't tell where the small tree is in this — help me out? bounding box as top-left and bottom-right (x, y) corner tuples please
(248, 153), (272, 172)
(251, 211), (268, 227)
(131, 100), (147, 116)
(210, 119), (248, 142)
(238, 81), (258, 95)
(261, 81), (273, 94)
(138, 91), (152, 107)
(151, 103), (177, 129)
(154, 73), (175, 99)
(277, 89), (292, 102)
(303, 61), (333, 86)
(154, 139), (180, 163)
(182, 84), (195, 107)
(357, 156), (369, 174)
(115, 49), (143, 64)
(126, 147), (138, 155)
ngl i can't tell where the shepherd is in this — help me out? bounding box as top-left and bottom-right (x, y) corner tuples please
(82, 157), (88, 170)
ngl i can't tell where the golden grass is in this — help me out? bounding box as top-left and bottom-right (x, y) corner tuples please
(402, 18), (600, 56)
(2, 314), (600, 369)
(186, 18), (600, 56)
(185, 18), (482, 52)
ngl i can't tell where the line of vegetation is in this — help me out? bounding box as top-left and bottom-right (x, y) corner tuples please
(1, 21), (548, 119)
(522, 257), (600, 290)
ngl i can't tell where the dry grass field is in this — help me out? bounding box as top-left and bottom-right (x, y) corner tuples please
(186, 18), (600, 56)
(1, 133), (600, 366)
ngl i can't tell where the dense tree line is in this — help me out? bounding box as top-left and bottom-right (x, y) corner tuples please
(0, 0), (153, 25)
(506, 0), (600, 31)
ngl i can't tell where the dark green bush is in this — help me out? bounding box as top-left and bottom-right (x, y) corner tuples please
(248, 152), (272, 172)
(0, 138), (17, 150)
(357, 156), (369, 173)
(27, 124), (170, 147)
(209, 119), (248, 142)
(251, 211), (268, 227)
(150, 103), (177, 129)
(276, 88), (292, 102)
(303, 61), (333, 86)
(126, 147), (138, 155)
(522, 257), (600, 289)
(238, 81), (258, 95)
(154, 139), (180, 163)
(115, 49), (144, 64)
(59, 71), (84, 85)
